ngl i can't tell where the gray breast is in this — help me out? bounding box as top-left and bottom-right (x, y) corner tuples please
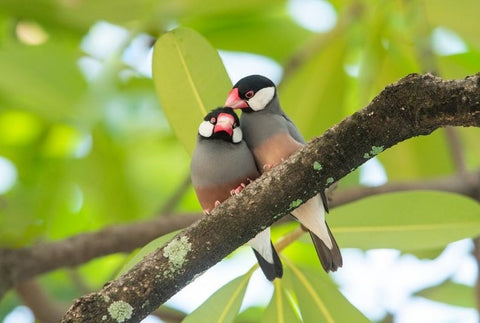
(190, 139), (259, 187)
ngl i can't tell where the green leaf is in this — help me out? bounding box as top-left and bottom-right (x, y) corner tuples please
(152, 27), (231, 155)
(235, 306), (265, 323)
(415, 280), (475, 308)
(424, 0), (480, 49)
(279, 33), (349, 139)
(0, 41), (86, 121)
(330, 191), (480, 251)
(437, 51), (480, 79)
(378, 128), (454, 181)
(116, 230), (180, 277)
(284, 260), (369, 323)
(186, 10), (313, 63)
(0, 0), (154, 33)
(183, 271), (253, 323)
(402, 247), (444, 260)
(262, 279), (301, 323)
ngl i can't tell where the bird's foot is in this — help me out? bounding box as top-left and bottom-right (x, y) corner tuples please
(262, 163), (273, 171)
(230, 182), (246, 196)
(203, 200), (222, 215)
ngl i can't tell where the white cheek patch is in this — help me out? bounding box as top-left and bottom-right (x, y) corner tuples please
(248, 86), (275, 111)
(198, 121), (214, 138)
(232, 127), (243, 143)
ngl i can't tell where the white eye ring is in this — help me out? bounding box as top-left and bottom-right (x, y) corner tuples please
(247, 86), (275, 111)
(198, 120), (214, 138)
(232, 127), (242, 143)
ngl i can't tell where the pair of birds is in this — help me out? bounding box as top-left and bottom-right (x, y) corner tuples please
(190, 75), (342, 281)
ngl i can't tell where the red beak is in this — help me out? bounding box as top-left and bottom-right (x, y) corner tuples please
(225, 88), (249, 109)
(213, 112), (234, 136)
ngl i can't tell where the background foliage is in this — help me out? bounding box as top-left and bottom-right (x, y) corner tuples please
(1, 0), (480, 322)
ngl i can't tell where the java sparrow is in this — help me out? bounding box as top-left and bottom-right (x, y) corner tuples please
(224, 75), (342, 272)
(190, 107), (283, 280)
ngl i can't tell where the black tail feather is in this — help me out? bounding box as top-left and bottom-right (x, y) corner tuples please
(309, 223), (342, 272)
(252, 242), (283, 281)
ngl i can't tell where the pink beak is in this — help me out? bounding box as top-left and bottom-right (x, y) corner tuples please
(225, 88), (249, 109)
(213, 112), (234, 136)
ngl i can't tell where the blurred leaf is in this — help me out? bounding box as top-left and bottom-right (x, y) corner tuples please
(117, 230), (180, 277)
(284, 260), (369, 322)
(38, 269), (86, 302)
(76, 254), (128, 289)
(357, 3), (420, 105)
(186, 9), (313, 63)
(402, 247), (444, 260)
(423, 0), (480, 49)
(280, 33), (348, 139)
(170, 0), (285, 21)
(330, 191), (480, 251)
(0, 41), (86, 121)
(0, 291), (21, 320)
(356, 4), (388, 106)
(0, 0), (153, 34)
(0, 110), (43, 147)
(438, 50), (480, 79)
(184, 271), (253, 323)
(236, 306), (266, 323)
(378, 130), (454, 180)
(415, 280), (475, 308)
(283, 239), (325, 270)
(262, 279), (301, 323)
(153, 27), (231, 155)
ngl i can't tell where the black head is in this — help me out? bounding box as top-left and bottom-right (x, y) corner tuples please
(225, 75), (276, 112)
(197, 107), (242, 143)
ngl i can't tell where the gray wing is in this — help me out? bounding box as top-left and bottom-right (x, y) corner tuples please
(280, 112), (306, 145)
(280, 113), (330, 212)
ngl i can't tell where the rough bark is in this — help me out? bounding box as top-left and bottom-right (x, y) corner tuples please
(60, 73), (480, 322)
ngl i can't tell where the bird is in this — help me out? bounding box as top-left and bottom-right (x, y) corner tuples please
(224, 75), (342, 272)
(190, 107), (283, 280)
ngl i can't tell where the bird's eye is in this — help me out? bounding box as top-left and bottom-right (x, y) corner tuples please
(245, 90), (254, 99)
(210, 117), (216, 123)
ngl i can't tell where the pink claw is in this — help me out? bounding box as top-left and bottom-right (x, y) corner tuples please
(214, 200), (221, 207)
(203, 209), (211, 215)
(231, 181), (249, 195)
(230, 185), (243, 196)
(263, 164), (273, 171)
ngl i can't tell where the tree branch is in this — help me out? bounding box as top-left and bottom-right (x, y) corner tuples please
(0, 213), (201, 298)
(60, 73), (480, 322)
(1, 169), (478, 299)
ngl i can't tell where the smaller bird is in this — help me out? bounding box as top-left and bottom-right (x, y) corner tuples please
(190, 107), (283, 281)
(224, 75), (342, 272)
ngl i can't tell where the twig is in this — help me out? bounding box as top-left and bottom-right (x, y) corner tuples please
(16, 279), (65, 323)
(444, 127), (468, 175)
